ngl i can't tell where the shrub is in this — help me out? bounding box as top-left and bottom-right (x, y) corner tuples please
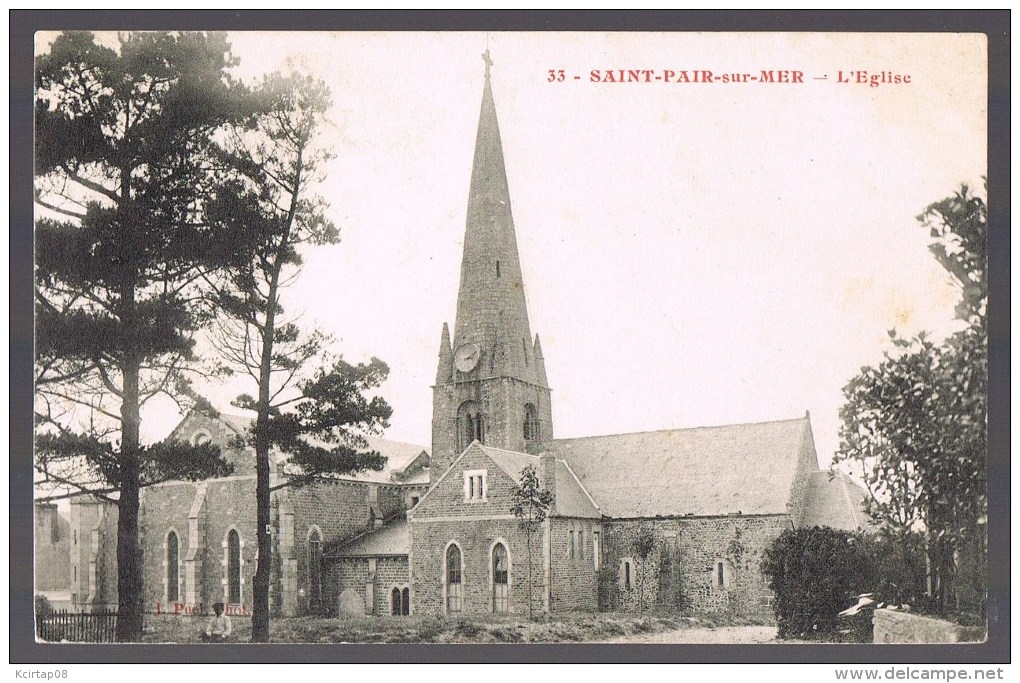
(455, 617), (482, 637)
(761, 527), (875, 640)
(416, 615), (446, 642)
(489, 626), (523, 643)
(35, 595), (55, 617)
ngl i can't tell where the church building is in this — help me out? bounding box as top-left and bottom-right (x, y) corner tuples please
(327, 55), (867, 619)
(61, 55), (867, 622)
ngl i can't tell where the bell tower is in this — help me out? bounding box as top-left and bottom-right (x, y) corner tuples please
(431, 52), (553, 482)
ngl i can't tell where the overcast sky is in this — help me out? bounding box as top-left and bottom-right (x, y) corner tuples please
(38, 31), (987, 469)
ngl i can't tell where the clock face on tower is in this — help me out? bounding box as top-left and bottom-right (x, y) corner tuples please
(454, 343), (481, 372)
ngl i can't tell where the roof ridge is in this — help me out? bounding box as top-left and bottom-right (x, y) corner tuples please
(546, 415), (809, 443)
(558, 459), (601, 516)
(479, 445), (542, 459)
(206, 411), (428, 451)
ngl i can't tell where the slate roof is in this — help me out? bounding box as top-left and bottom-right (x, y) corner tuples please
(476, 445), (601, 519)
(331, 518), (410, 558)
(799, 470), (872, 530)
(185, 411), (429, 485)
(543, 417), (813, 518)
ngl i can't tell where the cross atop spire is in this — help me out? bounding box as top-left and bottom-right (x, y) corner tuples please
(482, 48), (493, 78)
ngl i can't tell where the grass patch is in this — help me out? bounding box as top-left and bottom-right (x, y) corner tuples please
(141, 611), (750, 644)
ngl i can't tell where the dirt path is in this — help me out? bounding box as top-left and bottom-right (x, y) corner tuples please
(599, 625), (780, 644)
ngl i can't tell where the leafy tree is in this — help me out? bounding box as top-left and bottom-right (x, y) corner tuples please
(761, 527), (876, 641)
(834, 185), (987, 616)
(631, 527), (656, 613)
(34, 31), (256, 641)
(510, 464), (553, 618)
(205, 72), (392, 641)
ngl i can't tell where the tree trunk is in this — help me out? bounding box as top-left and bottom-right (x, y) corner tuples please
(251, 324), (276, 642)
(525, 525), (533, 619)
(115, 344), (144, 641)
(251, 144), (303, 642)
(252, 432), (272, 641)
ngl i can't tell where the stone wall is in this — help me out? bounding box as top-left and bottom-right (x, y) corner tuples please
(334, 557), (410, 616)
(601, 515), (789, 618)
(285, 480), (374, 614)
(548, 517), (600, 613)
(69, 497), (118, 611)
(138, 474), (386, 617)
(169, 411), (255, 476)
(873, 609), (984, 643)
(432, 376), (553, 479)
(35, 504), (70, 592)
(410, 517), (543, 616)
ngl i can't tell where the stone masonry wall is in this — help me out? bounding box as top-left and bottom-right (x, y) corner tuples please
(287, 480), (374, 614)
(140, 479), (211, 613)
(432, 377), (553, 478)
(873, 609), (983, 643)
(334, 557), (410, 616)
(413, 444), (522, 519)
(140, 476), (380, 617)
(602, 515), (790, 618)
(410, 517), (543, 616)
(169, 411), (255, 476)
(35, 504), (71, 591)
(548, 517), (600, 613)
(69, 498), (119, 611)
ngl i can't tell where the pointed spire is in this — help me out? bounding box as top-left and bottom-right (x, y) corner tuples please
(436, 322), (453, 384)
(450, 51), (539, 384)
(533, 334), (548, 388)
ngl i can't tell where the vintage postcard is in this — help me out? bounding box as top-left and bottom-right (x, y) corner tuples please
(24, 23), (998, 664)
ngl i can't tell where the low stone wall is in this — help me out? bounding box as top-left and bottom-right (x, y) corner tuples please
(873, 609), (984, 643)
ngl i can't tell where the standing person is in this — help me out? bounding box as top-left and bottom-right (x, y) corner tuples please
(201, 602), (232, 642)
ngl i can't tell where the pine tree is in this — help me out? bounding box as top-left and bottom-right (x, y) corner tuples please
(206, 72), (392, 641)
(34, 31), (257, 641)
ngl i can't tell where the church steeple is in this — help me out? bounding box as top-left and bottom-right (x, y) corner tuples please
(452, 50), (538, 383)
(430, 53), (554, 481)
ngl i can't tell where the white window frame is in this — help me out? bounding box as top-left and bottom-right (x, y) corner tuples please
(489, 538), (512, 614)
(443, 541), (464, 614)
(463, 469), (487, 502)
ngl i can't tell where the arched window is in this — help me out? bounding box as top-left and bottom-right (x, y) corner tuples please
(457, 401), (484, 450)
(523, 403), (539, 442)
(227, 529), (242, 604)
(446, 544), (463, 613)
(308, 528), (322, 609)
(391, 587), (402, 616)
(391, 586), (411, 616)
(619, 558), (634, 591)
(492, 543), (509, 613)
(714, 560), (730, 589)
(166, 531), (180, 602)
